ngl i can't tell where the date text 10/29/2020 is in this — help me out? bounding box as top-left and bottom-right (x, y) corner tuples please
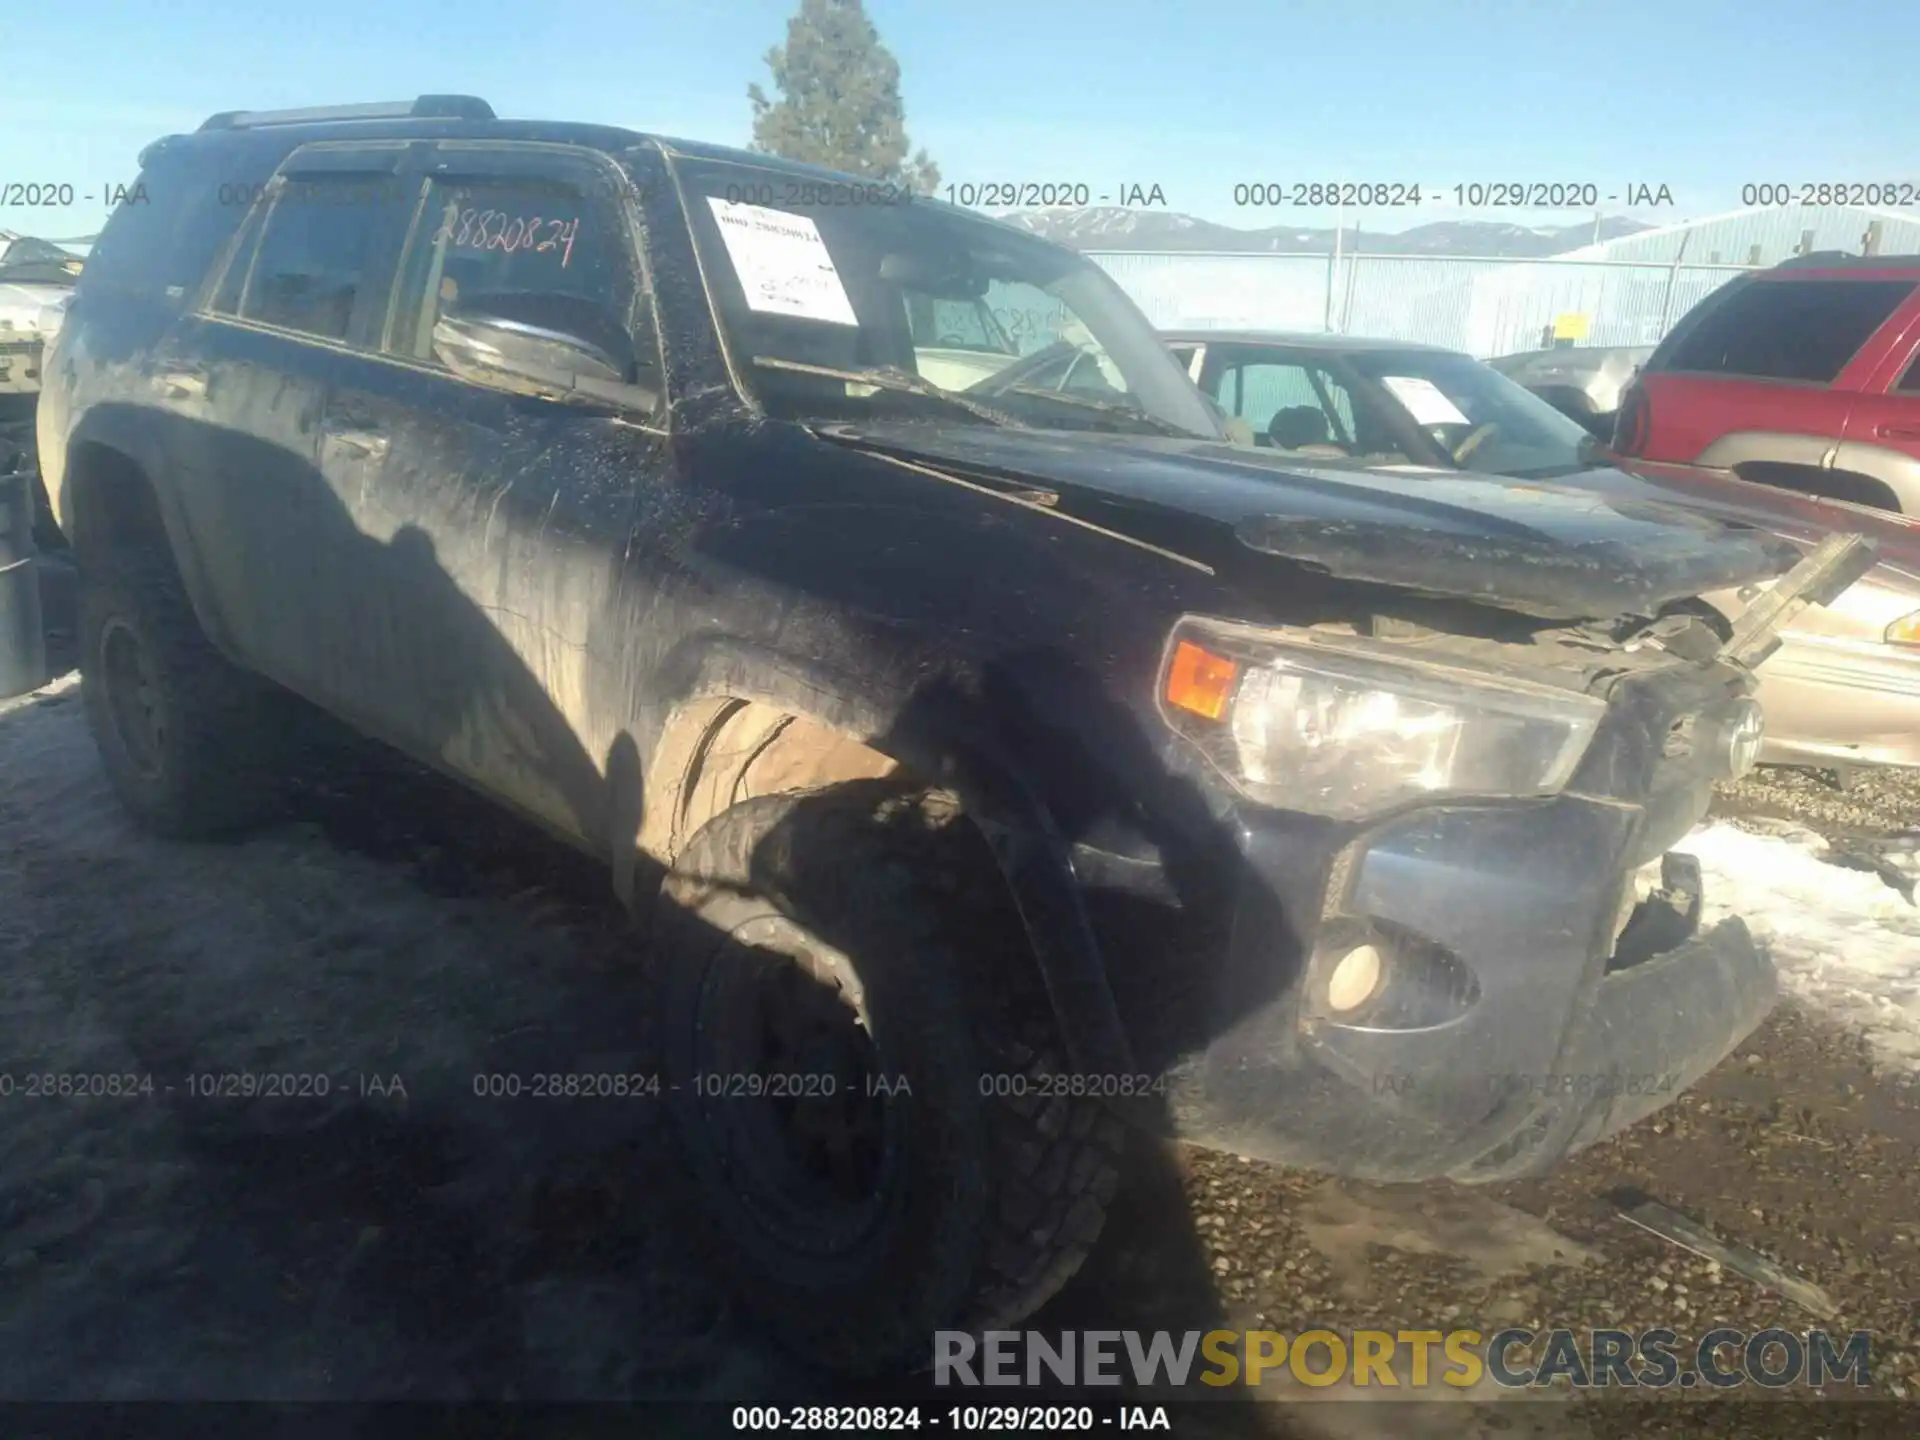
(732, 1404), (1173, 1431)
(0, 1070), (1173, 1103)
(0, 1072), (407, 1100)
(461, 1071), (1172, 1101)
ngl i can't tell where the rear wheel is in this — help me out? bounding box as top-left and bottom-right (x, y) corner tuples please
(657, 781), (1125, 1373)
(79, 545), (289, 837)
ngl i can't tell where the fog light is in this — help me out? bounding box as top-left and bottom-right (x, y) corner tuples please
(1723, 698), (1764, 779)
(1326, 944), (1384, 1012)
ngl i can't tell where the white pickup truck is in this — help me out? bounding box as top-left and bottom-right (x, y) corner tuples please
(0, 234), (79, 396)
(0, 234), (81, 551)
(1486, 344), (1654, 441)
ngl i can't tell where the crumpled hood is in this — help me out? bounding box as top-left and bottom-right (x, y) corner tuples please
(818, 421), (1804, 621)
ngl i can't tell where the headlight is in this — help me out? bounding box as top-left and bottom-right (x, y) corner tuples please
(1888, 609), (1920, 648)
(1158, 619), (1606, 820)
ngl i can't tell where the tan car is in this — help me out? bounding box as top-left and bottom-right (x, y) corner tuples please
(1678, 474), (1920, 771)
(1165, 329), (1920, 770)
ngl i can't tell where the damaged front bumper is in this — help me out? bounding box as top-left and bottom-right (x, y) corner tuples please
(1095, 534), (1871, 1182)
(1128, 784), (1777, 1185)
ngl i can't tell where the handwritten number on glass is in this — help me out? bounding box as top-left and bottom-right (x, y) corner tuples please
(433, 207), (579, 268)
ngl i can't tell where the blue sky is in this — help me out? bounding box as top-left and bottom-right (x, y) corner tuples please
(4, 0), (1913, 245)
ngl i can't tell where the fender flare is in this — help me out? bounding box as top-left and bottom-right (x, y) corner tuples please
(62, 409), (237, 653)
(1828, 441), (1920, 512)
(630, 638), (1141, 1085)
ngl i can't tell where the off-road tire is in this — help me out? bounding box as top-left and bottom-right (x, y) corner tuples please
(78, 545), (288, 838)
(657, 780), (1126, 1374)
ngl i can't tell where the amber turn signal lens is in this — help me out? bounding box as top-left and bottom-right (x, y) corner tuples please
(1165, 639), (1240, 720)
(1888, 610), (1920, 648)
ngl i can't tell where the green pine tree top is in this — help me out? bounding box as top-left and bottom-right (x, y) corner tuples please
(747, 0), (941, 192)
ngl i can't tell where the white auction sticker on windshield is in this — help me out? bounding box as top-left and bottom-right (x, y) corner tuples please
(1380, 375), (1471, 427)
(706, 197), (858, 325)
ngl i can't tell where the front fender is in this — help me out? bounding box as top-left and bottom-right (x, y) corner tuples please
(636, 635), (1142, 1091)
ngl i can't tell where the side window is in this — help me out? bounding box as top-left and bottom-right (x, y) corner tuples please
(1898, 349), (1920, 394)
(905, 294), (1008, 354)
(206, 205), (265, 315)
(1213, 365), (1240, 415)
(1662, 279), (1915, 384)
(386, 170), (656, 399)
(80, 155), (249, 306)
(1317, 371), (1359, 434)
(236, 175), (404, 342)
(1214, 359), (1354, 446)
(983, 279), (1073, 357)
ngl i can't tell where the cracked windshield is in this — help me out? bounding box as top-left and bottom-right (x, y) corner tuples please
(4, 0), (1919, 1433)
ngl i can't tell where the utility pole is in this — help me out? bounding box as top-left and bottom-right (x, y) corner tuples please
(1325, 200), (1344, 332)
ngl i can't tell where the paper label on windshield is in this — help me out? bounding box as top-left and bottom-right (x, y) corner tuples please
(706, 197), (858, 326)
(1380, 375), (1471, 427)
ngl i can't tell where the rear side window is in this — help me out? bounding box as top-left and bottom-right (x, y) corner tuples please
(78, 151), (249, 304)
(1659, 278), (1914, 384)
(1899, 353), (1920, 393)
(233, 175), (410, 342)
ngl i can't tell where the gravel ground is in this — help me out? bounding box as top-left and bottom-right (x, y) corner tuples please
(1069, 759), (1920, 1438)
(4, 562), (1918, 1436)
(1713, 761), (1920, 845)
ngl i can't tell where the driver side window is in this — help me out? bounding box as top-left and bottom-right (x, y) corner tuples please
(383, 166), (661, 408)
(1212, 357), (1355, 448)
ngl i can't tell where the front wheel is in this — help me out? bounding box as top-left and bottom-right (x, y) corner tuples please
(656, 781), (1125, 1374)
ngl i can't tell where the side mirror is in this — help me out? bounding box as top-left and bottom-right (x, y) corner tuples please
(431, 310), (656, 411)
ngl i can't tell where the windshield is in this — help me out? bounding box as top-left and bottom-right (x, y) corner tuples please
(672, 156), (1222, 439)
(1346, 349), (1602, 478)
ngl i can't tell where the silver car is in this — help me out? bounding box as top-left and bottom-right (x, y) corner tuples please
(1485, 344), (1654, 440)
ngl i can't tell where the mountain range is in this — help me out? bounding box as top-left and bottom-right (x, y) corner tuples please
(994, 207), (1656, 257)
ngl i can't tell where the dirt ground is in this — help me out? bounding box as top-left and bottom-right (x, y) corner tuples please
(4, 560), (1917, 1436)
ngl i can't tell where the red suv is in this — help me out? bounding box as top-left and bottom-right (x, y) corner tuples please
(1613, 252), (1920, 514)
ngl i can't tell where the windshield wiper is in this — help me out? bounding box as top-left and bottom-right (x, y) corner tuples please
(1001, 384), (1197, 438)
(751, 356), (1029, 429)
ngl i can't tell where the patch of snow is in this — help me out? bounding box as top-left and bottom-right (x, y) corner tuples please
(1684, 821), (1920, 1070)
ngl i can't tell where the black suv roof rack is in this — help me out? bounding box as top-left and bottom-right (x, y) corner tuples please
(197, 95), (495, 132)
(1772, 249), (1920, 270)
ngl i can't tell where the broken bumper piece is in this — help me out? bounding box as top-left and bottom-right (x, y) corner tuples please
(1449, 914), (1773, 1182)
(1152, 793), (1778, 1185)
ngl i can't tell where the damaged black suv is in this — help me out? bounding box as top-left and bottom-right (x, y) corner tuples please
(39, 95), (1871, 1373)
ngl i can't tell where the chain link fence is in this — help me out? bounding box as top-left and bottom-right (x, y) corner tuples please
(1088, 250), (1765, 358)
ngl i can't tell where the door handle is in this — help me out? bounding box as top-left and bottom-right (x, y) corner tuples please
(1875, 423), (1920, 441)
(157, 369), (208, 400)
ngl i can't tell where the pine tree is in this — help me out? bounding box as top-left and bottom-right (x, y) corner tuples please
(747, 0), (940, 192)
